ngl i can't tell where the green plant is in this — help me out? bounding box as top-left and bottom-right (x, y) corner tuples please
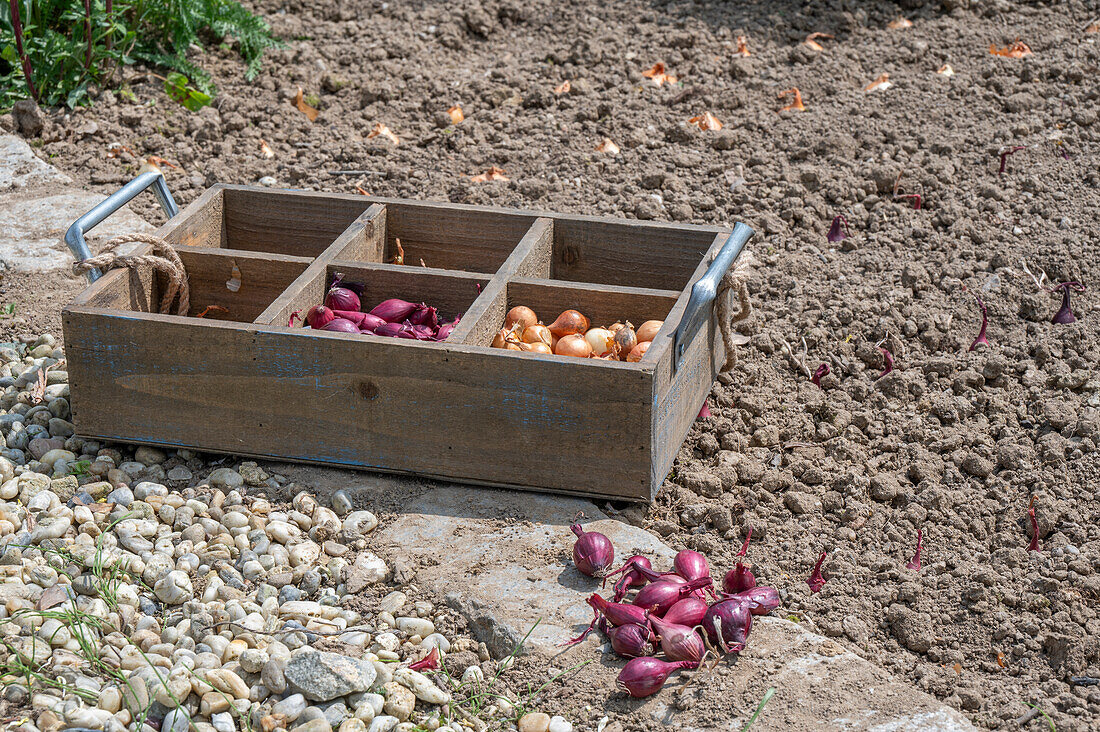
(740, 687), (775, 731)
(0, 0), (280, 110)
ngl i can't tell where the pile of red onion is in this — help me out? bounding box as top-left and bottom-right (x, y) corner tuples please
(296, 275), (461, 341)
(567, 521), (779, 698)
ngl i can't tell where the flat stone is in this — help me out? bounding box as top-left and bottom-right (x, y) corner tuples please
(0, 191), (154, 272)
(269, 465), (977, 731)
(0, 135), (70, 192)
(284, 650), (377, 702)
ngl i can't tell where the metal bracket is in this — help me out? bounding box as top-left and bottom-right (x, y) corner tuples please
(672, 222), (754, 373)
(64, 170), (179, 283)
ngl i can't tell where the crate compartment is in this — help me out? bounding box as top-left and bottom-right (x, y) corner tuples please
(168, 187), (375, 258)
(78, 250), (310, 323)
(256, 262), (491, 338)
(333, 200), (539, 274)
(456, 278), (680, 355)
(550, 218), (724, 291)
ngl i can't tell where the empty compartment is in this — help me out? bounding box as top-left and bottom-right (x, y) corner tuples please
(271, 263), (491, 342)
(167, 186), (375, 258)
(551, 218), (726, 291)
(477, 278), (679, 359)
(77, 250), (309, 323)
(340, 201), (538, 274)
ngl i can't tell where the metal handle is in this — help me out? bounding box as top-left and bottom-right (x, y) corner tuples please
(65, 169), (179, 283)
(672, 222), (754, 373)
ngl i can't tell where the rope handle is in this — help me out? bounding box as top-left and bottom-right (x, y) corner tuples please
(72, 233), (190, 316)
(714, 249), (754, 371)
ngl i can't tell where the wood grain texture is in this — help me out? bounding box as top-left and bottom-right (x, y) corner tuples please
(448, 218), (552, 346)
(64, 308), (654, 500)
(552, 217), (720, 291)
(223, 187), (371, 256)
(329, 204), (387, 263)
(165, 186), (226, 249)
(171, 250), (310, 322)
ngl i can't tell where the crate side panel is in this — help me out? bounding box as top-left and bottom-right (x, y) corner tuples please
(64, 311), (653, 500)
(385, 202), (538, 273)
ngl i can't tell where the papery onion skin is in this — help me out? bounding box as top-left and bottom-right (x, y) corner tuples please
(607, 623), (655, 658)
(635, 320), (663, 343)
(571, 523), (614, 577)
(632, 579), (688, 616)
(648, 613), (706, 663)
(325, 287), (361, 312)
(319, 318), (360, 333)
(522, 324), (553, 345)
(306, 305), (336, 329)
(613, 323), (638, 359)
(723, 586), (781, 616)
(407, 303), (440, 330)
(662, 596), (708, 627)
(588, 594), (649, 627)
(616, 657), (698, 698)
(548, 309), (590, 338)
(627, 341), (650, 362)
(555, 334), (593, 358)
(505, 306), (538, 331)
(434, 316), (461, 341)
(703, 598), (753, 654)
(672, 549), (710, 583)
(491, 329), (511, 348)
(332, 310), (386, 332)
(603, 555), (653, 602)
(370, 298), (419, 323)
(584, 328), (615, 357)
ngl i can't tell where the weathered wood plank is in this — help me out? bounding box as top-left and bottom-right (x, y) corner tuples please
(170, 250), (310, 323)
(449, 218), (553, 346)
(384, 204), (538, 274)
(222, 187), (371, 256)
(63, 308), (654, 500)
(551, 217), (719, 291)
(165, 185), (226, 249)
(328, 204), (387, 263)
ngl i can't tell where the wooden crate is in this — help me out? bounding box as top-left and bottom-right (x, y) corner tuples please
(62, 186), (751, 501)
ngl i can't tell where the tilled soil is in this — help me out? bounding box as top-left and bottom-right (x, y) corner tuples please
(9, 0), (1100, 729)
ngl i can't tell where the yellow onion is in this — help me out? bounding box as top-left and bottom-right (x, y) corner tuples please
(627, 341), (650, 362)
(548, 310), (590, 338)
(613, 322), (638, 359)
(636, 320), (663, 343)
(505, 306), (538, 331)
(555, 334), (593, 358)
(491, 329), (511, 348)
(522, 324), (553, 346)
(584, 327), (615, 357)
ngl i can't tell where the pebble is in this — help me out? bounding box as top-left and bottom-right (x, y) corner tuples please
(518, 712), (551, 732)
(0, 338), (553, 732)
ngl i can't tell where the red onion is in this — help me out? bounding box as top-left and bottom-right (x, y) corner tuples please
(724, 586), (780, 616)
(306, 305), (335, 329)
(603, 555), (652, 602)
(1027, 498), (1040, 552)
(703, 599), (753, 654)
(696, 402), (711, 420)
(374, 322), (416, 339)
(589, 595), (648, 627)
(325, 286), (361, 312)
(407, 303), (439, 329)
(826, 214), (850, 243)
(672, 549), (710, 583)
(616, 657), (698, 698)
(806, 551), (828, 593)
(969, 295), (990, 351)
(648, 613), (706, 663)
(434, 316), (461, 341)
(810, 363), (830, 387)
(319, 318), (359, 333)
(607, 622), (655, 658)
(663, 596), (708, 627)
(1051, 282), (1085, 324)
(723, 529), (756, 594)
(571, 522), (614, 577)
(370, 298), (419, 323)
(878, 347), (894, 378)
(407, 647), (439, 671)
(331, 310), (386, 332)
(632, 579), (688, 616)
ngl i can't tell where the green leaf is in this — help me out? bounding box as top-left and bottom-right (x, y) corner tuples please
(1, 45), (17, 65)
(163, 71), (211, 112)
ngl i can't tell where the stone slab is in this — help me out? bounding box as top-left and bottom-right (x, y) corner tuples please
(0, 135), (71, 192)
(269, 466), (976, 731)
(0, 133), (154, 273)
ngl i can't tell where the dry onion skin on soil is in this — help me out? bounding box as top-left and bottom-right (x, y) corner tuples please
(0, 334), (570, 732)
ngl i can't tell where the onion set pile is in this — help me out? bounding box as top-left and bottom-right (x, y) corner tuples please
(566, 520), (779, 698)
(295, 275), (461, 341)
(490, 306), (663, 361)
